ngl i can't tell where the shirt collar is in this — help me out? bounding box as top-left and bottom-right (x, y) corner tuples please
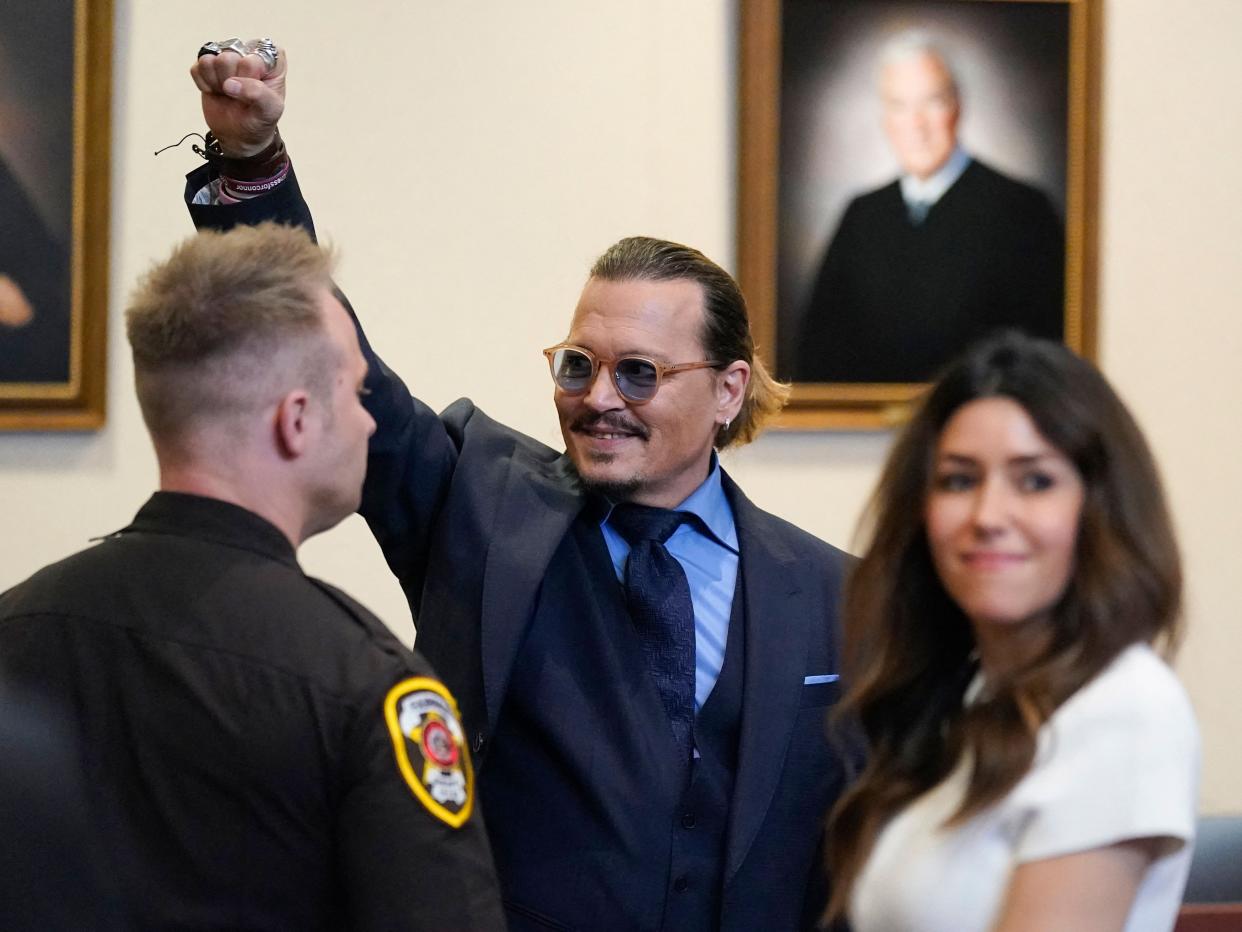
(900, 146), (971, 208)
(121, 491), (299, 566)
(597, 453), (738, 553)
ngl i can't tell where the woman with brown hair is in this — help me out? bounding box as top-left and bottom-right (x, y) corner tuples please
(827, 332), (1198, 931)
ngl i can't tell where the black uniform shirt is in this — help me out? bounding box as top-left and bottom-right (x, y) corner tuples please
(0, 492), (504, 931)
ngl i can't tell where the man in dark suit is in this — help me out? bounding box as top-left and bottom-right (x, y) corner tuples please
(0, 2), (73, 383)
(187, 44), (853, 931)
(0, 154), (71, 382)
(794, 32), (1064, 384)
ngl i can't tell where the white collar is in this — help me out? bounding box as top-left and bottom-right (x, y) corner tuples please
(899, 147), (971, 208)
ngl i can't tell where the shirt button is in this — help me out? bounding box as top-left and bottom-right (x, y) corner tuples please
(681, 812), (696, 829)
(673, 876), (690, 893)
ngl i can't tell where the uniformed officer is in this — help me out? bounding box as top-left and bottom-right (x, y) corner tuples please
(0, 223), (505, 930)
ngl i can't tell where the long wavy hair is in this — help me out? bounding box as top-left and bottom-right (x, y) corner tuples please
(824, 332), (1182, 921)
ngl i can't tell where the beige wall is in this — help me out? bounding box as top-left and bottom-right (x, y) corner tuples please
(1, 0), (1237, 812)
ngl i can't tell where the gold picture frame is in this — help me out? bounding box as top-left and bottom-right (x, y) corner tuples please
(738, 0), (1100, 429)
(0, 0), (111, 430)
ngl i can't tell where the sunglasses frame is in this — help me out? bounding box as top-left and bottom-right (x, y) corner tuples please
(542, 343), (722, 405)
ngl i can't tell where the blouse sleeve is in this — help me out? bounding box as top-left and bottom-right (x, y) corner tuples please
(1012, 647), (1200, 864)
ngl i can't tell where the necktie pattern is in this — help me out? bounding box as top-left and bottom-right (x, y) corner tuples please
(609, 503), (696, 761)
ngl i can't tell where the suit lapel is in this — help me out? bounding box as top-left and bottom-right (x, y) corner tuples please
(722, 477), (811, 881)
(479, 448), (583, 732)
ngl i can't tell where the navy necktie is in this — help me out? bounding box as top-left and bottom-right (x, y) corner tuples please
(610, 503), (696, 761)
(907, 198), (932, 226)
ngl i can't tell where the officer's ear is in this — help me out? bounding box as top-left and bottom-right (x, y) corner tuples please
(274, 389), (313, 459)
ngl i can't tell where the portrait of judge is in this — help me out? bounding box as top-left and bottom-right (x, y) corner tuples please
(778, 3), (1070, 385)
(0, 0), (74, 385)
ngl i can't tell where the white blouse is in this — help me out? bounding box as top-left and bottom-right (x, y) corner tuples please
(851, 644), (1200, 932)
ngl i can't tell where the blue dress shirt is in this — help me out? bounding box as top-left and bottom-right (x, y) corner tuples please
(599, 456), (740, 711)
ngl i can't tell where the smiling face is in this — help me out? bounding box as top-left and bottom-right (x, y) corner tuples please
(555, 277), (741, 508)
(924, 397), (1085, 664)
(881, 50), (960, 181)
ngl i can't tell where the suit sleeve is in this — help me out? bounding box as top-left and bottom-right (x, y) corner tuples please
(183, 164), (461, 614)
(795, 200), (861, 383)
(1007, 188), (1065, 343)
(0, 158), (71, 382)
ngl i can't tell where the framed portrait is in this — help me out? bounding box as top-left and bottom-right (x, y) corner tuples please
(0, 0), (111, 430)
(738, 0), (1099, 428)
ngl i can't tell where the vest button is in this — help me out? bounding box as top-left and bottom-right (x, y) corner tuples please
(673, 876), (690, 893)
(681, 812), (696, 829)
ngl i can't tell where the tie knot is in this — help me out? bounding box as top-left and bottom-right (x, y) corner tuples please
(609, 503), (688, 545)
(907, 198), (931, 225)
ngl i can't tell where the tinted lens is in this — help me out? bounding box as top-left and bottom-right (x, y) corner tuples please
(552, 348), (595, 392)
(614, 356), (659, 401)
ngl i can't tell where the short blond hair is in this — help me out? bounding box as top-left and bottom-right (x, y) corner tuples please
(126, 223), (336, 446)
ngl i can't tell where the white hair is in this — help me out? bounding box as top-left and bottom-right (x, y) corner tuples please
(877, 30), (960, 101)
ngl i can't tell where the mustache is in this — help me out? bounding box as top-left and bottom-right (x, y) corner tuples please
(569, 412), (649, 440)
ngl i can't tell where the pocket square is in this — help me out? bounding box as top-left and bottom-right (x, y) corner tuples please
(803, 673), (840, 685)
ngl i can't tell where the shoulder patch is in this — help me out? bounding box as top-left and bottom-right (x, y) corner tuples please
(383, 677), (474, 828)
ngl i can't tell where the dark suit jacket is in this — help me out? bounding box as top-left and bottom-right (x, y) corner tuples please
(186, 164), (856, 930)
(0, 155), (71, 382)
(793, 158), (1064, 383)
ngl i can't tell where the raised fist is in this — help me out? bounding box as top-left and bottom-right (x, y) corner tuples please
(191, 40), (288, 157)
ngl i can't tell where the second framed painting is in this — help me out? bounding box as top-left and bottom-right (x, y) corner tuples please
(738, 0), (1100, 428)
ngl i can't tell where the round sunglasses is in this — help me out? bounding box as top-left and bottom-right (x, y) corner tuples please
(542, 343), (722, 404)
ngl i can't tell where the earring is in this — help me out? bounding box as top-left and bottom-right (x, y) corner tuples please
(723, 418), (731, 431)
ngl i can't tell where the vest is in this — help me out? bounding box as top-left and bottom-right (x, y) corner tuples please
(478, 511), (745, 931)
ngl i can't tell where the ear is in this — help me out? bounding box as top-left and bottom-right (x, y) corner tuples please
(273, 389), (313, 460)
(715, 360), (750, 424)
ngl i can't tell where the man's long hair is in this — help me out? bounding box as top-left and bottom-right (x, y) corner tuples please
(589, 236), (789, 448)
